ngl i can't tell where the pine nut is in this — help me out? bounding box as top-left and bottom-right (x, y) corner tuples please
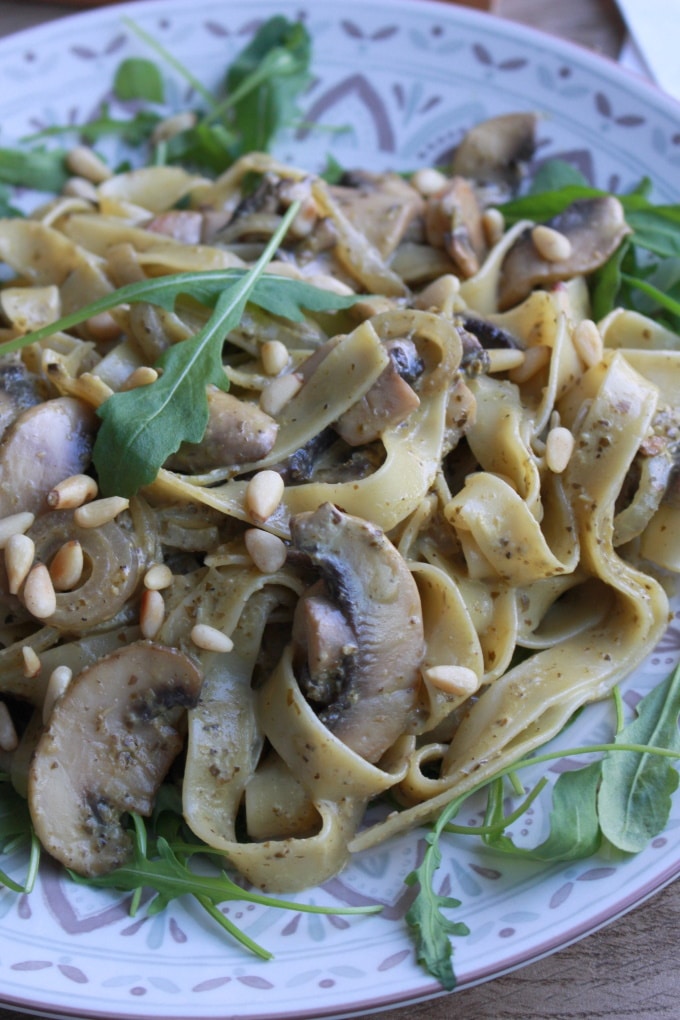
(144, 564), (174, 590)
(61, 176), (99, 202)
(190, 623), (234, 653)
(507, 344), (551, 384)
(47, 473), (98, 510)
(486, 348), (526, 374)
(545, 426), (575, 474)
(21, 646), (41, 679)
(245, 528), (288, 573)
(66, 145), (112, 183)
(5, 534), (35, 594)
(0, 702), (17, 752)
(151, 110), (197, 144)
(23, 564), (57, 619)
(42, 665), (73, 724)
(0, 511), (35, 549)
(531, 224), (573, 263)
(245, 470), (285, 523)
(482, 207), (505, 246)
(259, 372), (303, 416)
(573, 318), (603, 368)
(261, 339), (289, 376)
(120, 366), (159, 391)
(49, 540), (84, 592)
(74, 496), (129, 528)
(411, 167), (449, 197)
(140, 589), (165, 639)
(424, 664), (480, 697)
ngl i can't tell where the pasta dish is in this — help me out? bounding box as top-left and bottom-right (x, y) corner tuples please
(0, 110), (678, 902)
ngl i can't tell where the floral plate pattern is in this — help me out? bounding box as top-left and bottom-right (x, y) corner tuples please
(0, 1), (679, 1017)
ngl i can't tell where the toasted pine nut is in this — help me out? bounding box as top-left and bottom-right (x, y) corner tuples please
(245, 470), (285, 523)
(61, 176), (99, 202)
(0, 702), (17, 752)
(0, 511), (35, 549)
(573, 318), (603, 368)
(66, 145), (112, 183)
(140, 589), (165, 639)
(144, 564), (174, 591)
(49, 540), (84, 592)
(74, 496), (129, 528)
(21, 646), (41, 679)
(545, 426), (575, 474)
(120, 366), (159, 391)
(245, 529), (288, 573)
(151, 110), (197, 144)
(507, 344), (551, 384)
(85, 311), (121, 344)
(486, 348), (526, 374)
(47, 473), (98, 510)
(424, 664), (480, 697)
(42, 671), (71, 720)
(261, 340), (289, 376)
(531, 224), (573, 263)
(259, 372), (303, 416)
(482, 207), (505, 246)
(411, 167), (449, 197)
(5, 534), (35, 595)
(42, 665), (73, 724)
(190, 623), (234, 653)
(23, 564), (57, 620)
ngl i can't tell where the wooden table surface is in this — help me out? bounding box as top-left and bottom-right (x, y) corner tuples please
(0, 1), (677, 1019)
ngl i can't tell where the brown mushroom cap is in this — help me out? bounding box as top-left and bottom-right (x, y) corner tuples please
(290, 502), (424, 763)
(451, 112), (538, 188)
(498, 196), (631, 310)
(28, 640), (202, 876)
(0, 396), (96, 517)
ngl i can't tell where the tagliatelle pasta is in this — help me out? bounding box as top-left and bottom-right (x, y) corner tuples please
(0, 133), (677, 894)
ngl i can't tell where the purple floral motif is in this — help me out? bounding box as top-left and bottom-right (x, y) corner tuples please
(595, 90), (646, 127)
(298, 74), (396, 151)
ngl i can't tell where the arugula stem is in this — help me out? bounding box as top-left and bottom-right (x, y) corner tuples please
(443, 776), (548, 837)
(196, 894), (273, 960)
(122, 18), (217, 109)
(621, 273), (680, 317)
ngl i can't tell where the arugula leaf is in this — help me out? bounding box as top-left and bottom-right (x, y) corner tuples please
(94, 202), (300, 495)
(598, 664), (680, 852)
(404, 796), (471, 991)
(114, 57), (165, 104)
(221, 16), (312, 154)
(0, 145), (68, 192)
(482, 762), (603, 862)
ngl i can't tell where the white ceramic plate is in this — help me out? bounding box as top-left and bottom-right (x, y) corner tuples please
(0, 2), (679, 1018)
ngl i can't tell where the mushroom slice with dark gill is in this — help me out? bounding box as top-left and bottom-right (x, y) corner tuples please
(290, 503), (424, 763)
(0, 396), (96, 517)
(451, 112), (538, 190)
(165, 385), (278, 473)
(498, 197), (631, 310)
(28, 640), (202, 877)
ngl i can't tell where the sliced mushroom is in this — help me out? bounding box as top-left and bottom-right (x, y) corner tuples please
(165, 386), (278, 473)
(333, 347), (421, 446)
(289, 503), (424, 763)
(28, 640), (202, 876)
(424, 176), (487, 278)
(0, 396), (97, 517)
(498, 197), (631, 310)
(451, 112), (538, 189)
(145, 210), (204, 245)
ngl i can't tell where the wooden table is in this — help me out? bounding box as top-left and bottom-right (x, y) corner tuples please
(0, 2), (677, 1019)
